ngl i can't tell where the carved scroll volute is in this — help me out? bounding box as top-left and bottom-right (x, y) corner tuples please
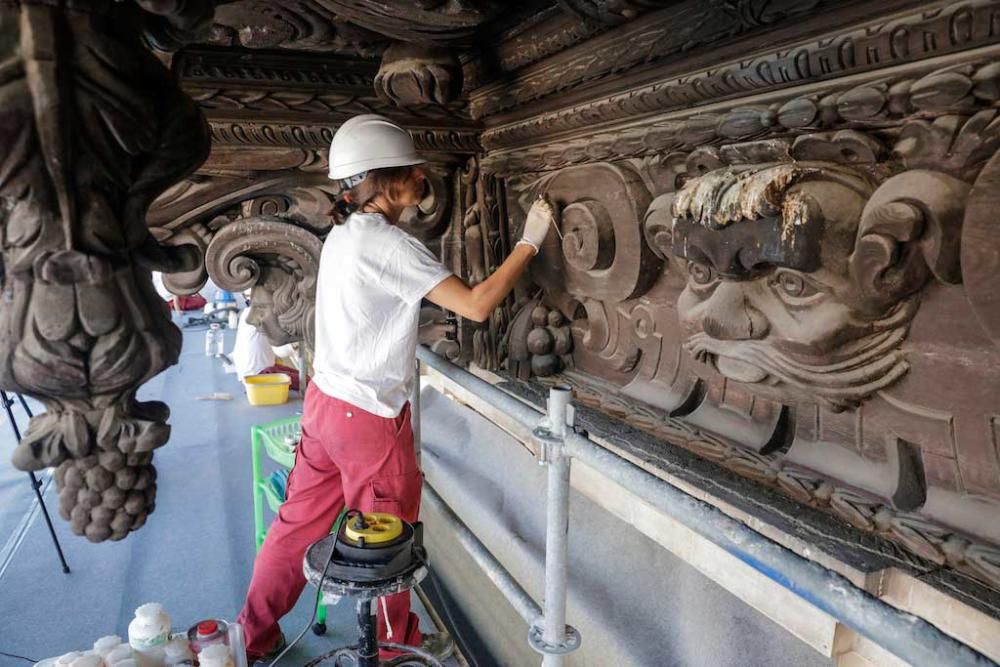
(398, 165), (453, 243)
(851, 169), (969, 317)
(533, 163), (662, 303)
(205, 217), (323, 350)
(1, 1), (212, 542)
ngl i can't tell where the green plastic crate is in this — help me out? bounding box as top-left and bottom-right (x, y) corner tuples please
(249, 414), (329, 632)
(255, 415), (300, 469)
(261, 470), (289, 514)
(251, 415), (301, 551)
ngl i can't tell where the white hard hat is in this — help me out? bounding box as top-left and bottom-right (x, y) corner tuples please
(328, 114), (425, 184)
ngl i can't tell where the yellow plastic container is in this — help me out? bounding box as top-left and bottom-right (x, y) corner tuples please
(244, 373), (292, 406)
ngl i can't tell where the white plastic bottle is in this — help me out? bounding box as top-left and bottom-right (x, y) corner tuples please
(204, 327), (215, 356)
(215, 326), (225, 356)
(128, 603), (170, 666)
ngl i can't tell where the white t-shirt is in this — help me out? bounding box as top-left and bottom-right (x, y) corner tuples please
(313, 212), (451, 417)
(232, 308), (276, 379)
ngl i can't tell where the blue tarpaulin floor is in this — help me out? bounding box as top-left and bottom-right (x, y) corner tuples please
(0, 327), (451, 665)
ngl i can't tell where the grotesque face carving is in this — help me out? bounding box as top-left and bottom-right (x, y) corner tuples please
(671, 162), (941, 410)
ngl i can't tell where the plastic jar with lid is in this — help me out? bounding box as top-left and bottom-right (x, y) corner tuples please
(188, 619), (228, 652)
(128, 603), (171, 650)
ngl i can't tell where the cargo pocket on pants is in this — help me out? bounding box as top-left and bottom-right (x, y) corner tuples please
(369, 471), (422, 522)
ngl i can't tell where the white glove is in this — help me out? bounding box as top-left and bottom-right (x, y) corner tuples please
(517, 195), (556, 255)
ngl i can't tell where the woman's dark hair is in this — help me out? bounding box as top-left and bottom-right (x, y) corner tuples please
(332, 166), (414, 224)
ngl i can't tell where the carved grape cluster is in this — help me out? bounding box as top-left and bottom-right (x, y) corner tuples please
(55, 451), (156, 542)
(525, 305), (573, 377)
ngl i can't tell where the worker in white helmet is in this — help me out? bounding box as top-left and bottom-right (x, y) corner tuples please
(237, 114), (556, 662)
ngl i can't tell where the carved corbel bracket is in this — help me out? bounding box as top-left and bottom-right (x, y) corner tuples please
(204, 217), (324, 350)
(375, 42), (464, 107)
(1, 0), (213, 541)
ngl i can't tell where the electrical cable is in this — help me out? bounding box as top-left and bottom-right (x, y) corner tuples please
(0, 650), (37, 663)
(267, 507), (351, 667)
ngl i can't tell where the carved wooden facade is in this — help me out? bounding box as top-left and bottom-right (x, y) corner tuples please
(4, 0), (999, 601)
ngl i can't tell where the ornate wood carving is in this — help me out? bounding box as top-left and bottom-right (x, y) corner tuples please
(207, 0), (386, 54)
(481, 6), (1000, 584)
(468, 0), (942, 120)
(205, 217), (323, 348)
(496, 114), (1000, 588)
(309, 0), (502, 45)
(1, 0), (212, 541)
(131, 0), (1000, 595)
(482, 52), (1000, 174)
(174, 48), (481, 175)
(375, 43), (464, 107)
(555, 0), (677, 25)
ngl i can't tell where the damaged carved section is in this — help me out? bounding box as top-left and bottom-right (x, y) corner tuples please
(671, 159), (967, 411)
(0, 1), (212, 541)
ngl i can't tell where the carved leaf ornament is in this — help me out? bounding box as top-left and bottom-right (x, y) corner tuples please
(529, 163), (663, 303)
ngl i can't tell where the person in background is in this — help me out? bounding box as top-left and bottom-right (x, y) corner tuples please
(232, 300), (301, 392)
(236, 114), (556, 662)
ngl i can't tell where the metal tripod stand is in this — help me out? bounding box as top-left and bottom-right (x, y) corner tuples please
(1, 390), (70, 574)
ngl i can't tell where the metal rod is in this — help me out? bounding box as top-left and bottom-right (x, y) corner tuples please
(412, 358), (422, 468)
(541, 387), (573, 667)
(1, 391), (70, 573)
(416, 346), (539, 442)
(422, 483), (543, 626)
(416, 347), (996, 667)
(357, 598), (379, 667)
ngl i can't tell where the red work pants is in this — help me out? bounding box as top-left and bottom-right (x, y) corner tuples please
(237, 384), (423, 658)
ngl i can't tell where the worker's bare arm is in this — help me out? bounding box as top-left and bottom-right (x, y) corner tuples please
(425, 243), (535, 323)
